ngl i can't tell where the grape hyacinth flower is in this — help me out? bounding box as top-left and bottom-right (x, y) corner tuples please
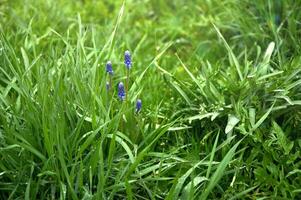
(124, 50), (132, 101)
(136, 99), (142, 113)
(106, 61), (113, 91)
(118, 82), (126, 101)
(124, 50), (132, 69)
(106, 61), (113, 75)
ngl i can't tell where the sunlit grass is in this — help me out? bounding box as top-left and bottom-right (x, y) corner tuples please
(1, 0), (301, 199)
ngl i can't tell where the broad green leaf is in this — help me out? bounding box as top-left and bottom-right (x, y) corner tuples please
(225, 115), (240, 134)
(272, 121), (294, 155)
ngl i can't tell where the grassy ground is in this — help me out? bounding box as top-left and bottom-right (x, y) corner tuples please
(1, 0), (301, 199)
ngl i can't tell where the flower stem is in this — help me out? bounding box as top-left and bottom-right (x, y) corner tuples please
(109, 76), (112, 91)
(126, 69), (130, 102)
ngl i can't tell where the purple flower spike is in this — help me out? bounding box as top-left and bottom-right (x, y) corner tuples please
(136, 99), (142, 113)
(106, 61), (113, 75)
(124, 50), (132, 69)
(118, 82), (126, 101)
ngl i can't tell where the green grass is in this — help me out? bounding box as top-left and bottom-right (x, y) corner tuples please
(1, 0), (301, 199)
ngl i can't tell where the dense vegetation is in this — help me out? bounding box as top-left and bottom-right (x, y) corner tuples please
(1, 0), (301, 199)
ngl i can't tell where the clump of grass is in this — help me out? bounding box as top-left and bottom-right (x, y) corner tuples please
(160, 19), (301, 200)
(1, 0), (301, 199)
(0, 2), (174, 198)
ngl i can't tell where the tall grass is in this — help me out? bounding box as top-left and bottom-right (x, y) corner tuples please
(1, 0), (301, 199)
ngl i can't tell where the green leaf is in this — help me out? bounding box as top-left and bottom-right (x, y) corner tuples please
(251, 103), (274, 132)
(200, 139), (242, 200)
(180, 176), (208, 200)
(229, 185), (258, 200)
(263, 42), (275, 64)
(21, 47), (29, 69)
(106, 134), (135, 163)
(213, 24), (243, 81)
(272, 121), (294, 155)
(225, 115), (240, 134)
(188, 112), (219, 123)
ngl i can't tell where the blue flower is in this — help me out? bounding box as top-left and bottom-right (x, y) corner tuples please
(106, 61), (113, 75)
(118, 82), (126, 101)
(124, 50), (132, 69)
(136, 99), (142, 113)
